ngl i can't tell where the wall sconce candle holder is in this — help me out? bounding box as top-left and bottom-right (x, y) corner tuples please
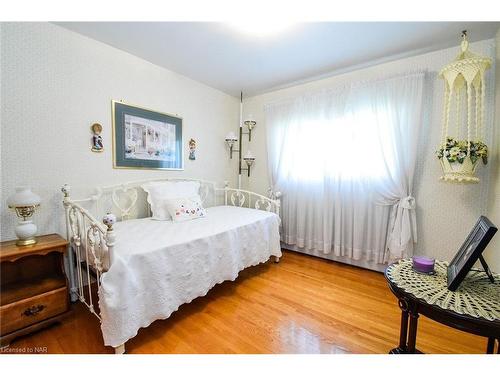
(244, 118), (256, 141)
(242, 151), (256, 177)
(225, 131), (239, 159)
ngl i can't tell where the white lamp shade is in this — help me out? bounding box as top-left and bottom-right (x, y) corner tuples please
(243, 150), (256, 161)
(7, 187), (41, 207)
(225, 131), (238, 141)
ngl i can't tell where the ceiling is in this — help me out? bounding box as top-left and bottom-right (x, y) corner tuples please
(56, 22), (499, 97)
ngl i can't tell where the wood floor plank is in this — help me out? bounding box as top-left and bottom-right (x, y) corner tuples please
(1, 250), (489, 354)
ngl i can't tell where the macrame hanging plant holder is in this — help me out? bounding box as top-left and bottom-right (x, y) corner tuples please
(438, 31), (492, 183)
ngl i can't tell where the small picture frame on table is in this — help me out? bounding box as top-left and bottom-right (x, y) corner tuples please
(112, 100), (183, 170)
(447, 216), (497, 291)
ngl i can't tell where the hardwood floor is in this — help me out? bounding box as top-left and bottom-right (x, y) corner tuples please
(0, 250), (488, 354)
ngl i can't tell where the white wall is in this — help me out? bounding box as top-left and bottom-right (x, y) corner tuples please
(485, 30), (500, 269)
(0, 22), (239, 241)
(242, 38), (498, 268)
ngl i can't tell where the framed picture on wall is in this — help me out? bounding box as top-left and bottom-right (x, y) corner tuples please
(112, 100), (183, 170)
(447, 216), (497, 291)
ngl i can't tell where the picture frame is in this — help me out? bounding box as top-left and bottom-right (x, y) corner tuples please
(112, 100), (183, 170)
(447, 216), (497, 291)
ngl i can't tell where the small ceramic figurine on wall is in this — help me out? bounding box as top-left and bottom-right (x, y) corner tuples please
(188, 138), (196, 160)
(91, 123), (104, 152)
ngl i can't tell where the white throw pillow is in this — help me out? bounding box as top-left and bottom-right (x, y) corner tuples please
(141, 181), (201, 220)
(164, 196), (207, 222)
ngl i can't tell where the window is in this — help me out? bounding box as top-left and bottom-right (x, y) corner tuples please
(273, 108), (391, 183)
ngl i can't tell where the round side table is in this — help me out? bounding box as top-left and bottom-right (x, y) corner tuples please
(385, 259), (500, 354)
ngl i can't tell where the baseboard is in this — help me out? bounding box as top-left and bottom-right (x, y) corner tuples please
(281, 243), (386, 273)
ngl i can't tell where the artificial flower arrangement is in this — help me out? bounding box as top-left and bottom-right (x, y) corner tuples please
(436, 137), (488, 165)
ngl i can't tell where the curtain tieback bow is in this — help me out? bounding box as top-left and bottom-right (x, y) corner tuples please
(400, 196), (416, 210)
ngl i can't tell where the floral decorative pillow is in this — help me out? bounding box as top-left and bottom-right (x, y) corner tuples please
(164, 196), (207, 222)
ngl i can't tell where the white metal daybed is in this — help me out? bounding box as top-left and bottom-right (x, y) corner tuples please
(61, 179), (281, 354)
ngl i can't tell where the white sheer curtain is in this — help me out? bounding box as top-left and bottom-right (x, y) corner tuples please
(265, 72), (425, 263)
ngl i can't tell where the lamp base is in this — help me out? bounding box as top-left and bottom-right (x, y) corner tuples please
(14, 220), (38, 247)
(16, 237), (37, 246)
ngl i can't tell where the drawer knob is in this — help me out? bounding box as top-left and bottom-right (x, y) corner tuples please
(23, 304), (46, 316)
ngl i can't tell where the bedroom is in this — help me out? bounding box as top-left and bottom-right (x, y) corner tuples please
(0, 0), (499, 371)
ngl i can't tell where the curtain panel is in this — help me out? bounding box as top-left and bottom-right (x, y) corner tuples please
(264, 72), (425, 263)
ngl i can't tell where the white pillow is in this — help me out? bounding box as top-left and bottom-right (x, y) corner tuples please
(164, 196), (207, 222)
(141, 181), (201, 220)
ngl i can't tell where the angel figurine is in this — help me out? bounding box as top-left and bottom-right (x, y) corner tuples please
(91, 123), (103, 152)
(188, 138), (196, 160)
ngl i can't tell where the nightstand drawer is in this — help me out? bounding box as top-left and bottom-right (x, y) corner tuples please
(0, 287), (68, 335)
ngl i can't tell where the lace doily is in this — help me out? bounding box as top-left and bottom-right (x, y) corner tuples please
(386, 259), (500, 321)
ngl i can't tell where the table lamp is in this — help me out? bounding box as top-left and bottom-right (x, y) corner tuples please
(7, 187), (41, 246)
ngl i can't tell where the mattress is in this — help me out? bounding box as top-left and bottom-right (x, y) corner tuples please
(98, 205), (282, 347)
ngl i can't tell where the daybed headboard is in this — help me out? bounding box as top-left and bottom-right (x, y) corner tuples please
(67, 178), (218, 222)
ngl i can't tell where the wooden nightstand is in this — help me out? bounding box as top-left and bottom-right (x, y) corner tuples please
(0, 234), (71, 346)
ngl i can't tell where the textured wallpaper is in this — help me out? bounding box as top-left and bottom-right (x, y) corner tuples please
(242, 38), (498, 268)
(484, 31), (500, 269)
(0, 22), (239, 241)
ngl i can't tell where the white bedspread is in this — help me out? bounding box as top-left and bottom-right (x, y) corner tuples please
(98, 205), (281, 347)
